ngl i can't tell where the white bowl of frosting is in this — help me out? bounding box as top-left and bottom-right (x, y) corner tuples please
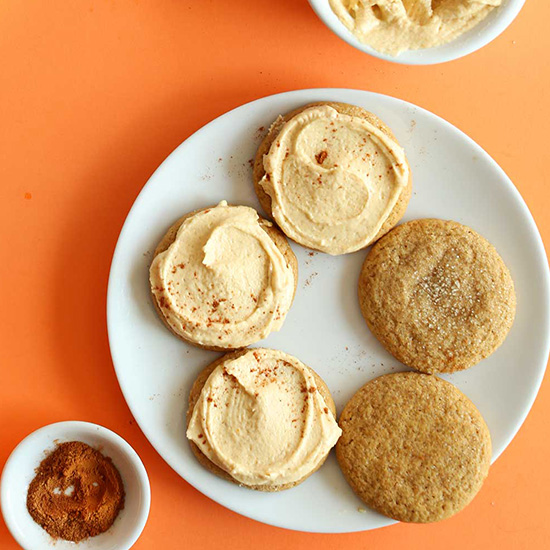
(308, 0), (525, 64)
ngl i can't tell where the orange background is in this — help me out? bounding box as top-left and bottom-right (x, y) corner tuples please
(1, 1), (549, 548)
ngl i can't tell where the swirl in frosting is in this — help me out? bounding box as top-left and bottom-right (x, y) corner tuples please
(260, 105), (409, 255)
(149, 202), (295, 348)
(187, 349), (342, 487)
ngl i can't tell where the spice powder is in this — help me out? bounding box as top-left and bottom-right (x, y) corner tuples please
(26, 441), (125, 542)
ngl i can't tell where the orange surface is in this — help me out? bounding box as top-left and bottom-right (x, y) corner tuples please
(1, 1), (549, 548)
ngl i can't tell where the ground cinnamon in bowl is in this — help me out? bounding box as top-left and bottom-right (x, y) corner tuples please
(26, 441), (125, 542)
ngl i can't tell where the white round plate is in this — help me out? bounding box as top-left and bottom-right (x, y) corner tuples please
(308, 0), (526, 65)
(107, 88), (549, 533)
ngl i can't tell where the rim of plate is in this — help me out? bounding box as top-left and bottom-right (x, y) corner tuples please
(307, 0), (526, 65)
(107, 88), (550, 532)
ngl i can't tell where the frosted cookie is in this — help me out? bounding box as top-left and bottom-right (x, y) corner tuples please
(186, 348), (342, 491)
(358, 219), (516, 373)
(336, 372), (492, 523)
(254, 102), (411, 255)
(149, 201), (297, 351)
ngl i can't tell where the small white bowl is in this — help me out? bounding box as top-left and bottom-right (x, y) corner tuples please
(1, 421), (151, 550)
(308, 0), (526, 65)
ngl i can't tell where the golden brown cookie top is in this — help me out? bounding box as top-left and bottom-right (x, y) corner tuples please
(359, 218), (516, 373)
(336, 372), (492, 523)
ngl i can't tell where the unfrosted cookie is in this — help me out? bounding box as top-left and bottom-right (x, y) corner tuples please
(358, 219), (516, 373)
(186, 348), (341, 491)
(254, 102), (412, 255)
(336, 372), (492, 523)
(150, 201), (298, 351)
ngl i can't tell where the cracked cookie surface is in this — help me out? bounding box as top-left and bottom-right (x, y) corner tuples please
(358, 218), (516, 373)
